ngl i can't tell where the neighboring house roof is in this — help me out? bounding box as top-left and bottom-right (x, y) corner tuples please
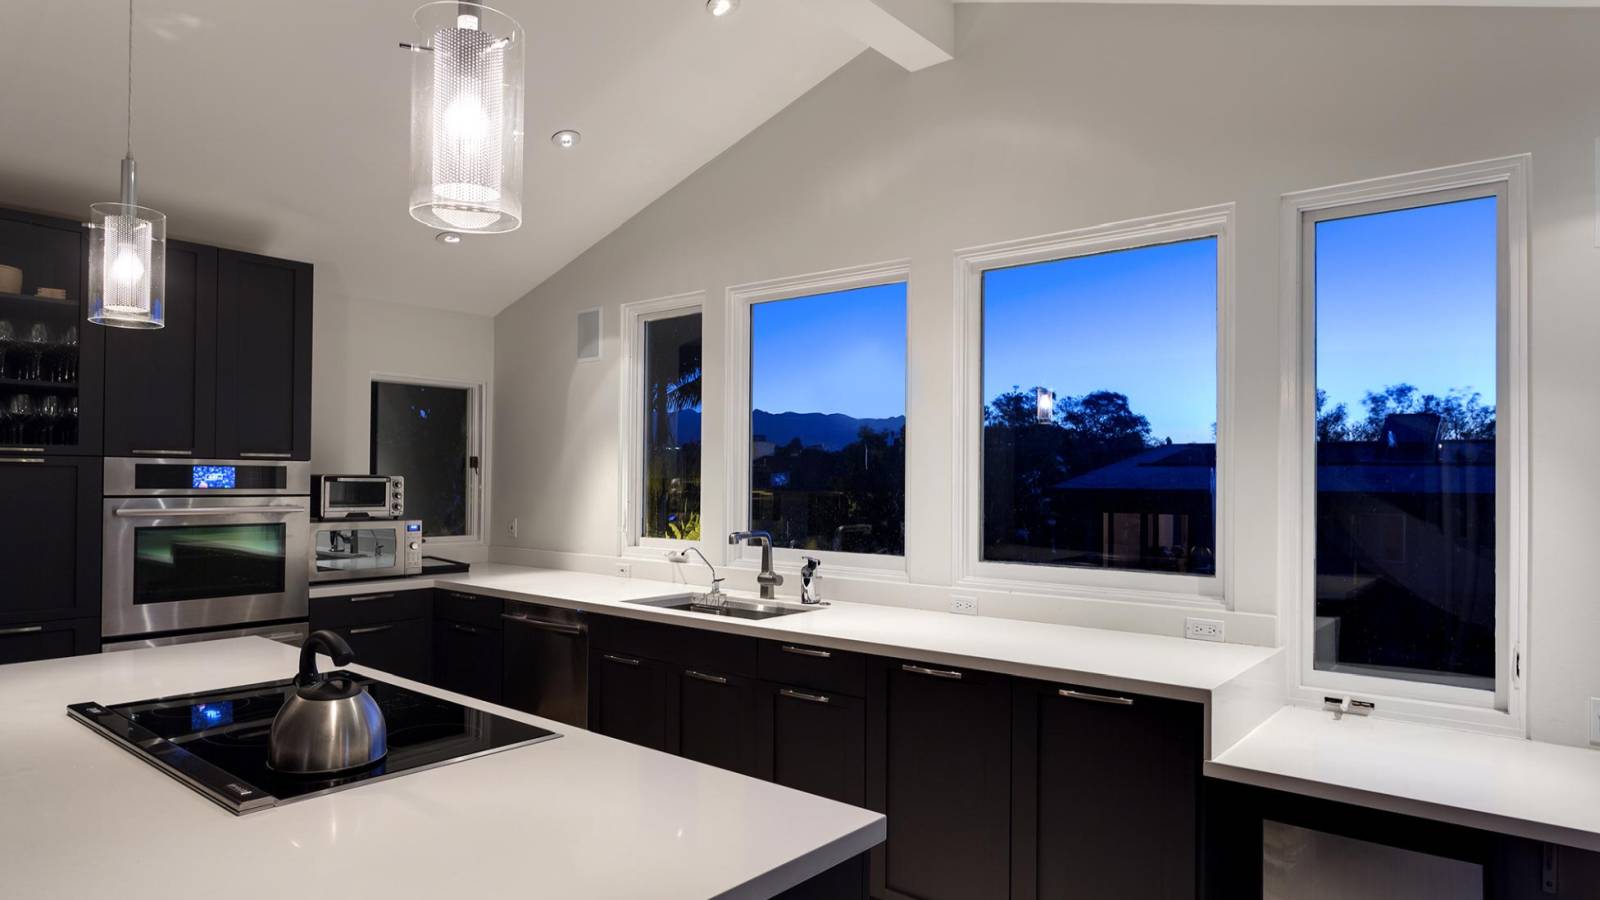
(1052, 441), (1493, 495)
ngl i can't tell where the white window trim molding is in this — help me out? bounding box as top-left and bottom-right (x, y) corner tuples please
(950, 204), (1237, 610)
(369, 372), (488, 546)
(1277, 155), (1530, 736)
(724, 259), (912, 579)
(617, 290), (706, 559)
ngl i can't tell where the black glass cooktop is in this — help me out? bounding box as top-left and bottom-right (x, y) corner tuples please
(68, 672), (558, 815)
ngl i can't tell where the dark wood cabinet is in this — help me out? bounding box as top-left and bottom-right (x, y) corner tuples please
(310, 588), (433, 684)
(102, 240), (217, 458)
(0, 207), (102, 456)
(0, 456), (100, 626)
(868, 658), (1012, 900)
(758, 682), (866, 807)
(433, 616), (502, 703)
(1012, 680), (1203, 900)
(675, 667), (761, 776)
(590, 649), (672, 752)
(0, 618), (98, 665)
(214, 249), (312, 461)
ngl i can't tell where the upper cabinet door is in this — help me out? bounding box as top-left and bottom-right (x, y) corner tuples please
(103, 240), (217, 458)
(214, 250), (312, 461)
(0, 209), (102, 456)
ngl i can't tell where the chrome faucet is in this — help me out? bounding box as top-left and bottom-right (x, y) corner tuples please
(728, 530), (783, 600)
(799, 556), (822, 605)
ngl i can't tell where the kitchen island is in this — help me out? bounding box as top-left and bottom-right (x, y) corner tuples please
(0, 637), (884, 899)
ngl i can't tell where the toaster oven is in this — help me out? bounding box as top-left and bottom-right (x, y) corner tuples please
(312, 474), (405, 519)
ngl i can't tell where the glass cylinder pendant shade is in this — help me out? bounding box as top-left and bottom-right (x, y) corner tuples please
(88, 201), (166, 329)
(409, 2), (524, 234)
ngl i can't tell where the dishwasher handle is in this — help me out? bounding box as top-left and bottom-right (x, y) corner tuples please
(500, 613), (587, 636)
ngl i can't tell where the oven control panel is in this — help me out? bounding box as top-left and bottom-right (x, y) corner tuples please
(404, 520), (423, 570)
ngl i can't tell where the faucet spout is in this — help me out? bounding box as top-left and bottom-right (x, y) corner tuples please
(728, 531), (784, 600)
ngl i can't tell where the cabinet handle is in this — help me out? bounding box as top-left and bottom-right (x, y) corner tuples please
(131, 449), (192, 456)
(0, 625), (44, 635)
(500, 613), (586, 636)
(347, 593), (395, 603)
(779, 688), (831, 705)
(349, 625), (394, 636)
(685, 670), (728, 685)
(450, 623), (481, 635)
(0, 457), (44, 464)
(239, 451), (293, 459)
(780, 644), (832, 659)
(602, 653), (641, 667)
(1057, 688), (1134, 706)
(0, 448), (46, 454)
(901, 664), (963, 680)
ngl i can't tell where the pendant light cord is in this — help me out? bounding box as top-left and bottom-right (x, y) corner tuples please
(125, 0), (134, 159)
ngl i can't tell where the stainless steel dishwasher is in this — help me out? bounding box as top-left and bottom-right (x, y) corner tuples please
(500, 602), (589, 728)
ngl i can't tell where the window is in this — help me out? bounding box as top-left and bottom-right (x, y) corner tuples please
(370, 379), (481, 540)
(734, 276), (907, 559)
(641, 312), (702, 540)
(955, 205), (1232, 603)
(982, 238), (1218, 575)
(1311, 194), (1499, 691)
(1286, 156), (1527, 729)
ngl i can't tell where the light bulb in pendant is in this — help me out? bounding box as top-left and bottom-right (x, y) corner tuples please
(110, 245), (145, 285)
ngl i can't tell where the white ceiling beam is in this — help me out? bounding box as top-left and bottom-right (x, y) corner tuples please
(815, 0), (955, 72)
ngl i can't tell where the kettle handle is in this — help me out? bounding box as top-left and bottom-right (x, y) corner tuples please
(298, 630), (356, 685)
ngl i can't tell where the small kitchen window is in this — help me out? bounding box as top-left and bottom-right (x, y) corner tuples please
(726, 263), (908, 571)
(954, 206), (1234, 605)
(1285, 157), (1528, 731)
(621, 292), (704, 552)
(370, 379), (483, 541)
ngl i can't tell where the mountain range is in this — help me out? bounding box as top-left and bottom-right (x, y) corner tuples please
(667, 409), (905, 451)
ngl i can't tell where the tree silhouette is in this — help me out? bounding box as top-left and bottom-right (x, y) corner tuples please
(1317, 384), (1495, 442)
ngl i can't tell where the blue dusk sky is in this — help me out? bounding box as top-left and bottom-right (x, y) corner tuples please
(984, 237), (1219, 444)
(1315, 196), (1498, 416)
(752, 282), (908, 420)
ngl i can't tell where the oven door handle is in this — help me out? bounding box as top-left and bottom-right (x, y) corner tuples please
(113, 506), (303, 518)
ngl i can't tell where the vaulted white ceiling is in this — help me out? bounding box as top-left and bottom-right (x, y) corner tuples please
(0, 0), (865, 315)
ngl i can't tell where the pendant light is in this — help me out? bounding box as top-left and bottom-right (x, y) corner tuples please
(88, 0), (165, 330)
(407, 2), (525, 234)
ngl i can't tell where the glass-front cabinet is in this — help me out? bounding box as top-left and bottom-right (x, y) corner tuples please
(0, 207), (102, 455)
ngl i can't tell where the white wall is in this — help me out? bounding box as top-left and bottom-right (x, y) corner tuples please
(313, 292), (495, 562)
(491, 4), (1600, 745)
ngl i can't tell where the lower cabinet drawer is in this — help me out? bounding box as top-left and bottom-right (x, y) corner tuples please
(758, 640), (866, 696)
(434, 589), (504, 629)
(0, 619), (99, 665)
(329, 618), (430, 683)
(311, 588), (431, 629)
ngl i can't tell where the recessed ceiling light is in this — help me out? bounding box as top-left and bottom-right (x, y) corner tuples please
(550, 129), (582, 149)
(706, 0), (739, 17)
(436, 231), (462, 244)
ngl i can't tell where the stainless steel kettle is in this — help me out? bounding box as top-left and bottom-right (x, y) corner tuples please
(268, 630), (388, 775)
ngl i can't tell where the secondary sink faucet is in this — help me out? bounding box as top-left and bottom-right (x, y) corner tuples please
(728, 531), (784, 600)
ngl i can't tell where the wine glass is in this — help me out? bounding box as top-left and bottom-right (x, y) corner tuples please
(37, 394), (60, 445)
(0, 319), (14, 379)
(24, 323), (49, 382)
(7, 394), (33, 444)
(59, 325), (78, 383)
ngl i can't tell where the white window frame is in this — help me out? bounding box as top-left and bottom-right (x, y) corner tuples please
(369, 373), (487, 545)
(1279, 156), (1529, 735)
(618, 290), (706, 557)
(724, 260), (911, 579)
(951, 204), (1236, 609)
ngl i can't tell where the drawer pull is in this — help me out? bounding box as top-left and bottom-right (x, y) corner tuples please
(450, 623), (481, 635)
(602, 653), (641, 667)
(0, 457), (44, 464)
(131, 449), (192, 456)
(685, 670), (728, 685)
(239, 451), (293, 459)
(780, 644), (832, 659)
(0, 625), (45, 636)
(1057, 688), (1134, 706)
(348, 624), (394, 636)
(0, 447), (46, 454)
(779, 688), (831, 705)
(500, 613), (586, 636)
(347, 593), (395, 603)
(901, 664), (963, 680)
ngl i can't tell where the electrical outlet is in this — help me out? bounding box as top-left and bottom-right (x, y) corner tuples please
(1185, 617), (1225, 642)
(507, 517), (518, 538)
(950, 595), (978, 616)
(613, 562), (632, 579)
(1588, 697), (1600, 746)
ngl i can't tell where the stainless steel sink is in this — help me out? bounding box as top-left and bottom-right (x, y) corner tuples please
(626, 594), (822, 621)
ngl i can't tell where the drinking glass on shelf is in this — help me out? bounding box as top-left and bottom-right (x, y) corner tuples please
(37, 394), (60, 445)
(7, 393), (33, 444)
(59, 325), (79, 383)
(24, 322), (50, 382)
(0, 319), (14, 379)
(66, 395), (79, 445)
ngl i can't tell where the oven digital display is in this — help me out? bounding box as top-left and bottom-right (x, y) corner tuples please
(406, 522), (422, 533)
(192, 466), (237, 490)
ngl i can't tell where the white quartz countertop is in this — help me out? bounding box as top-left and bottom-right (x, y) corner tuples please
(1207, 706), (1600, 853)
(0, 638), (883, 900)
(315, 563), (1277, 703)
